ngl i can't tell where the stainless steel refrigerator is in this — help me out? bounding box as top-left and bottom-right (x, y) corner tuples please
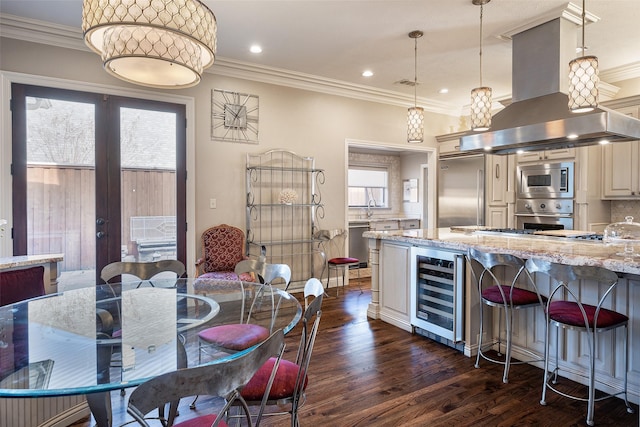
(437, 155), (485, 228)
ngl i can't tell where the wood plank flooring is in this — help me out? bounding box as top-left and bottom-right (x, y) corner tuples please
(73, 279), (638, 426)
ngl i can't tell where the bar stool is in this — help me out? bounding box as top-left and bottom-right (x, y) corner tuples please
(525, 258), (634, 426)
(466, 248), (547, 383)
(316, 228), (362, 296)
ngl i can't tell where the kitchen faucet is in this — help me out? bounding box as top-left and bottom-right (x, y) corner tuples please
(366, 198), (375, 218)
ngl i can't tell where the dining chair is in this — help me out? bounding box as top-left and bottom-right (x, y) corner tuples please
(240, 288), (323, 427)
(127, 330), (286, 427)
(0, 266), (45, 307)
(100, 259), (186, 287)
(525, 258), (634, 426)
(466, 248), (547, 383)
(303, 277), (324, 309)
(100, 259), (186, 395)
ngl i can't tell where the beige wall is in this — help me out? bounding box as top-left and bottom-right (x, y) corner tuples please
(0, 37), (458, 262)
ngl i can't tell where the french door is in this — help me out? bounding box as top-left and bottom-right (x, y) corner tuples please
(11, 83), (186, 286)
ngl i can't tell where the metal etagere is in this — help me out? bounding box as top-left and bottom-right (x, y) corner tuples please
(245, 150), (325, 288)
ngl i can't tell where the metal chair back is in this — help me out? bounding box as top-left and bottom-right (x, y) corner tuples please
(127, 330), (285, 427)
(100, 260), (185, 287)
(303, 277), (324, 309)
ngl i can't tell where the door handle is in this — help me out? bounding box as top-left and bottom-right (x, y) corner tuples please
(96, 231), (106, 239)
(96, 218), (106, 225)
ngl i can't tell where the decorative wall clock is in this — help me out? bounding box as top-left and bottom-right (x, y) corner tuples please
(211, 89), (259, 143)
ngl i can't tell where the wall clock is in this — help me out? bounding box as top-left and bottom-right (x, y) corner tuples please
(211, 89), (259, 143)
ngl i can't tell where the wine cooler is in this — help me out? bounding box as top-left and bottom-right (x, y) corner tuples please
(410, 246), (465, 342)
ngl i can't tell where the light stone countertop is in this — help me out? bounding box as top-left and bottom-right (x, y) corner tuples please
(362, 228), (640, 275)
(0, 253), (64, 270)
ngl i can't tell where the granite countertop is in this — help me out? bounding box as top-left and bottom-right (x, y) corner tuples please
(0, 254), (64, 270)
(362, 228), (640, 275)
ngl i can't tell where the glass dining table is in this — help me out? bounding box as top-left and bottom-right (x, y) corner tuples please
(0, 277), (302, 427)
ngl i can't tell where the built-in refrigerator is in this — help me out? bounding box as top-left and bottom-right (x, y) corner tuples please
(437, 155), (485, 228)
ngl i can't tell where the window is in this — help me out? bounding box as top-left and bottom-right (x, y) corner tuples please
(348, 166), (388, 207)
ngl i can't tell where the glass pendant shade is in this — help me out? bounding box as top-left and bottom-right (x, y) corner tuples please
(470, 86), (492, 131)
(407, 106), (424, 143)
(568, 55), (599, 113)
(82, 0), (217, 89)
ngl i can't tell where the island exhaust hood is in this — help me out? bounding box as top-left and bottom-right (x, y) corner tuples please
(460, 17), (640, 155)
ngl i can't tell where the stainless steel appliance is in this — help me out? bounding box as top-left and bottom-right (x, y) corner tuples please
(515, 199), (573, 230)
(515, 162), (575, 230)
(516, 162), (574, 200)
(437, 155), (485, 228)
(348, 222), (369, 268)
(410, 246), (465, 343)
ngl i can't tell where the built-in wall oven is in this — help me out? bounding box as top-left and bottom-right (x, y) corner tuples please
(410, 246), (465, 343)
(515, 162), (575, 230)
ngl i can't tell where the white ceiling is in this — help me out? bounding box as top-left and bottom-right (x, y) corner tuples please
(1, 0), (639, 115)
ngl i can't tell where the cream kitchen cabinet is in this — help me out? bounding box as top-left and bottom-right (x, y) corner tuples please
(379, 241), (412, 332)
(601, 106), (640, 199)
(517, 147), (576, 163)
(399, 219), (420, 229)
(486, 154), (509, 206)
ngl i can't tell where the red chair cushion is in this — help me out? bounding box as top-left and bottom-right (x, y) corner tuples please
(0, 266), (45, 306)
(548, 301), (629, 328)
(241, 357), (307, 401)
(198, 324), (270, 351)
(173, 414), (227, 427)
(481, 285), (542, 306)
(328, 257), (359, 265)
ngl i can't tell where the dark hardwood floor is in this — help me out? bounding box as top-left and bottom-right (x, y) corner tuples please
(74, 279), (638, 426)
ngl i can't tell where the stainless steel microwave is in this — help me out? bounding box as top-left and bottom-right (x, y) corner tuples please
(516, 162), (574, 199)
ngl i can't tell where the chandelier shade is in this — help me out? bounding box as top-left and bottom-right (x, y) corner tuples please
(568, 55), (599, 112)
(568, 0), (598, 113)
(470, 86), (492, 131)
(82, 0), (217, 89)
(407, 106), (425, 144)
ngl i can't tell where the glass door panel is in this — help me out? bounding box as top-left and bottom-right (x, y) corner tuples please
(120, 107), (177, 264)
(25, 95), (97, 288)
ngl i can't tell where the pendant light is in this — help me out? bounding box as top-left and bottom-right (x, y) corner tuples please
(407, 30), (424, 144)
(568, 0), (599, 113)
(82, 0), (217, 89)
(470, 0), (492, 131)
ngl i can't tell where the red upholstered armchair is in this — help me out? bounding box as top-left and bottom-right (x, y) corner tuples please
(195, 224), (255, 282)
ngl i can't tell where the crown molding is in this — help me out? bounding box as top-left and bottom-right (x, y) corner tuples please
(0, 13), (458, 116)
(599, 61), (640, 84)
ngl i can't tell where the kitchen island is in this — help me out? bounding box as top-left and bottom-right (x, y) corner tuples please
(363, 228), (639, 405)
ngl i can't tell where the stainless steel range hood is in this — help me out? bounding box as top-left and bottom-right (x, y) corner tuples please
(460, 17), (640, 155)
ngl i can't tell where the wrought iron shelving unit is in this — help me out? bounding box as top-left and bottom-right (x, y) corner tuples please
(245, 150), (325, 287)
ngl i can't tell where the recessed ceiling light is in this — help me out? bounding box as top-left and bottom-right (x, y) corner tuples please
(250, 45), (262, 54)
(439, 88), (449, 94)
(599, 139), (610, 145)
(362, 70), (373, 77)
(567, 133), (579, 139)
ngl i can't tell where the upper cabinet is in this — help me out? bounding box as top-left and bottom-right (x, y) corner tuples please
(602, 106), (640, 199)
(517, 148), (576, 163)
